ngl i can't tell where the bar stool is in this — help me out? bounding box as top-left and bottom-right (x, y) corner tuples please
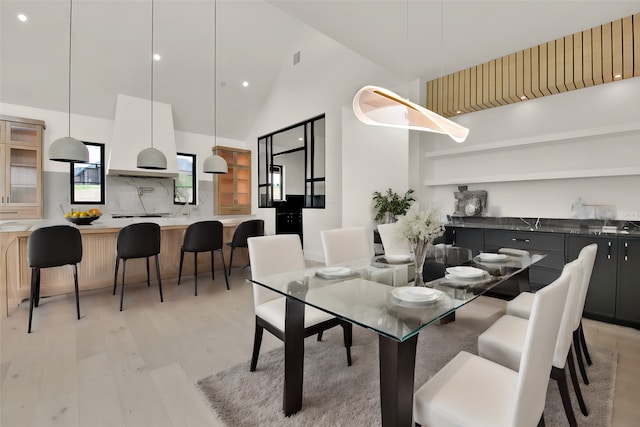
(27, 225), (83, 333)
(113, 222), (163, 311)
(178, 220), (229, 295)
(226, 219), (264, 274)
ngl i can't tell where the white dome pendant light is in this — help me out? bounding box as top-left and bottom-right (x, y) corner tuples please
(203, 0), (228, 174)
(49, 0), (89, 163)
(137, 0), (167, 170)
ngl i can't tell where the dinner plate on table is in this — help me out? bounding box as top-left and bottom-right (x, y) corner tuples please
(316, 266), (353, 279)
(383, 254), (414, 264)
(476, 253), (509, 263)
(390, 286), (442, 306)
(445, 266), (487, 279)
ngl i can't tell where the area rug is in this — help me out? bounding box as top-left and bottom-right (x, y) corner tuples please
(197, 321), (617, 427)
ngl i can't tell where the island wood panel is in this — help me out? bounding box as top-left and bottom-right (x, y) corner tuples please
(1, 223), (246, 317)
(425, 13), (638, 116)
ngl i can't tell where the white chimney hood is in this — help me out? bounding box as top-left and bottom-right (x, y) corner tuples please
(107, 94), (179, 177)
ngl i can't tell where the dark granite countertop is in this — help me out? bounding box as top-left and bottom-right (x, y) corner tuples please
(445, 216), (640, 237)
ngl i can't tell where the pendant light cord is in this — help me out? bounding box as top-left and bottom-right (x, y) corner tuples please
(150, 0), (154, 149)
(68, 0), (73, 137)
(213, 0), (217, 151)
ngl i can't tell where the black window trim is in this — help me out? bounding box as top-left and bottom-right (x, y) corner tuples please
(174, 152), (197, 205)
(70, 141), (105, 205)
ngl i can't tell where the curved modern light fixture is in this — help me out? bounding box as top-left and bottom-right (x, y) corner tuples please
(203, 0), (228, 174)
(49, 0), (89, 163)
(352, 85), (469, 143)
(137, 0), (168, 170)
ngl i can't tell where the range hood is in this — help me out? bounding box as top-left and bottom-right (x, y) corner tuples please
(107, 94), (179, 177)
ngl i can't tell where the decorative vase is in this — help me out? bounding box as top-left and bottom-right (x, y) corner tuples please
(384, 211), (396, 224)
(412, 239), (429, 287)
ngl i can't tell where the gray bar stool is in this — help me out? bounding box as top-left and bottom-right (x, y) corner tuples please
(27, 225), (83, 333)
(113, 222), (163, 311)
(178, 220), (229, 295)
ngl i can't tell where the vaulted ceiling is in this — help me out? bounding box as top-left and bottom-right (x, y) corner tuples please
(1, 0), (639, 141)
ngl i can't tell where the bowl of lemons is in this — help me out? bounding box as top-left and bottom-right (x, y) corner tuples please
(65, 208), (102, 225)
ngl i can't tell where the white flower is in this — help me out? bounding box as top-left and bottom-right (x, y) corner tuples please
(395, 204), (444, 245)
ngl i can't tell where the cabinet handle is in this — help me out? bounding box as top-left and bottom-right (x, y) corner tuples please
(511, 238), (530, 243)
(624, 242), (628, 261)
(607, 241), (612, 260)
(452, 230), (456, 246)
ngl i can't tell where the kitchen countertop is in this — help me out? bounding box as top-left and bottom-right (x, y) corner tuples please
(446, 216), (640, 237)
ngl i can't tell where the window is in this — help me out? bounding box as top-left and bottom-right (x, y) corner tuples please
(174, 152), (196, 204)
(70, 142), (105, 204)
(258, 114), (325, 208)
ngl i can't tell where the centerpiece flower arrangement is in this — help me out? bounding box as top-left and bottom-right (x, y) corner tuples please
(395, 204), (444, 286)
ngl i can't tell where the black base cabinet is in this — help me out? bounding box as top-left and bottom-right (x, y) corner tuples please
(566, 235), (640, 328)
(616, 238), (640, 324)
(484, 230), (564, 293)
(566, 235), (617, 320)
(448, 225), (639, 329)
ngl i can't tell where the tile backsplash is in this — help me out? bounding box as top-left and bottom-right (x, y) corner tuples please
(44, 172), (213, 219)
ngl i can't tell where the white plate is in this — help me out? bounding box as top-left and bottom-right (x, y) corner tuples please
(445, 266), (487, 279)
(477, 253), (508, 262)
(384, 254), (413, 264)
(316, 267), (352, 279)
(391, 287), (440, 303)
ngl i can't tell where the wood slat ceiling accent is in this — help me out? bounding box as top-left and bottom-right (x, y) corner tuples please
(426, 13), (640, 117)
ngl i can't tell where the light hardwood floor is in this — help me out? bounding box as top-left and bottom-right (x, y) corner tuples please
(1, 269), (639, 426)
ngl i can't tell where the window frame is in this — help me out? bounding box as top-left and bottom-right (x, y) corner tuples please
(174, 152), (197, 205)
(69, 141), (105, 205)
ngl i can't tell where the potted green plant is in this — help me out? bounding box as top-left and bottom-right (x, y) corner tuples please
(372, 188), (415, 223)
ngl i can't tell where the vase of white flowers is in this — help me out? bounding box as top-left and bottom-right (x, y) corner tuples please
(395, 204), (445, 286)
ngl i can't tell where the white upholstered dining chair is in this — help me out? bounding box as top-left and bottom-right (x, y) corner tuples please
(320, 226), (372, 266)
(478, 259), (587, 426)
(506, 242), (598, 386)
(413, 267), (571, 427)
(247, 234), (352, 371)
(377, 222), (411, 256)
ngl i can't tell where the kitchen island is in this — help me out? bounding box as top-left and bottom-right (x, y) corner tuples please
(0, 216), (251, 318)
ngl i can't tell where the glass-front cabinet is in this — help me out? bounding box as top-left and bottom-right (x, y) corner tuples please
(0, 116), (44, 219)
(213, 145), (251, 215)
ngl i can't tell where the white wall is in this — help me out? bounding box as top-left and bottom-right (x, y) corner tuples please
(248, 27), (406, 261)
(420, 77), (640, 220)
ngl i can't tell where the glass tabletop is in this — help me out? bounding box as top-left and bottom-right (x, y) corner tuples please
(247, 252), (544, 342)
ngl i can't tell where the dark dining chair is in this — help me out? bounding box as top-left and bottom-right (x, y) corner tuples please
(27, 225), (83, 333)
(178, 220), (229, 295)
(226, 219), (264, 274)
(113, 222), (163, 311)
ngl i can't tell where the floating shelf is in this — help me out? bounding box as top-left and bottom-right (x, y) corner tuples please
(424, 167), (640, 186)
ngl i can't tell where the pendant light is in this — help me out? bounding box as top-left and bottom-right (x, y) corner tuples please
(352, 1), (469, 143)
(49, 0), (89, 163)
(137, 0), (168, 170)
(203, 0), (228, 174)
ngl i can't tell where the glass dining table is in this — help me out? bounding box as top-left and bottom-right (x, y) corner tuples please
(247, 250), (544, 427)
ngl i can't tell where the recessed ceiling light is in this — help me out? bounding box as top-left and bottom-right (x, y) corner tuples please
(456, 110), (462, 114)
(298, 137), (303, 141)
(18, 14), (27, 22)
(520, 95), (527, 100)
(614, 74), (622, 79)
(153, 54), (161, 61)
(242, 81), (249, 87)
